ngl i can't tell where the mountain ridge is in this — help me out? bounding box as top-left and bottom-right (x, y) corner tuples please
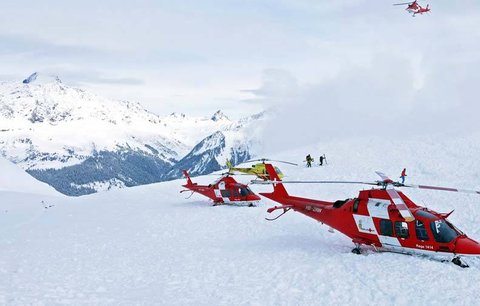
(0, 73), (263, 195)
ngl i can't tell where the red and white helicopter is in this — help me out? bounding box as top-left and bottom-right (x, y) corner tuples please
(254, 164), (480, 267)
(413, 4), (430, 16)
(181, 170), (261, 206)
(394, 1), (431, 16)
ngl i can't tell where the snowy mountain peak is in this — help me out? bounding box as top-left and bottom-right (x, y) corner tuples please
(22, 72), (38, 84)
(22, 72), (62, 85)
(191, 131), (225, 155)
(211, 110), (229, 122)
(0, 75), (262, 195)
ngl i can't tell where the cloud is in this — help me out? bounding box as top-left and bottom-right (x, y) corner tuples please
(1, 0), (480, 120)
(50, 70), (146, 86)
(253, 51), (480, 151)
(244, 69), (299, 99)
(0, 35), (109, 61)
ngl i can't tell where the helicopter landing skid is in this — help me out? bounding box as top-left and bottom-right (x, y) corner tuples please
(265, 207), (292, 221)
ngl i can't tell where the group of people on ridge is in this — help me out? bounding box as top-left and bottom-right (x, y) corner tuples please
(304, 155), (408, 184)
(305, 154), (326, 167)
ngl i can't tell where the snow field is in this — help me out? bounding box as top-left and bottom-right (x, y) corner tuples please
(1, 132), (480, 305)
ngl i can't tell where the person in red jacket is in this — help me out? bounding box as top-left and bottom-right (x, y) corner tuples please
(400, 168), (407, 184)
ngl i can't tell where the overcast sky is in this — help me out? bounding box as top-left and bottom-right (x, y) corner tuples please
(2, 0), (480, 128)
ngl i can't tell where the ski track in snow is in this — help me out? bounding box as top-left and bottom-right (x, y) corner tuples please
(1, 134), (480, 305)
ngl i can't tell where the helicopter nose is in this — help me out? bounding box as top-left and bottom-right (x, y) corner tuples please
(454, 237), (480, 256)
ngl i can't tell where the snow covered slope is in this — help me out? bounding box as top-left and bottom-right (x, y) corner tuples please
(1, 132), (480, 305)
(0, 157), (59, 196)
(0, 74), (262, 195)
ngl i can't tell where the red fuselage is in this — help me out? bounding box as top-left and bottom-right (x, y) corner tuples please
(262, 188), (480, 258)
(182, 175), (261, 205)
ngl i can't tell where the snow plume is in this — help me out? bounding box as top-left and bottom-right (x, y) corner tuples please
(253, 53), (480, 151)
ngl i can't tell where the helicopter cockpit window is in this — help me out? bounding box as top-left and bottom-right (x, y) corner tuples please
(379, 219), (394, 237)
(240, 188), (250, 196)
(220, 190), (231, 197)
(430, 219), (458, 243)
(415, 220), (429, 241)
(395, 221), (410, 239)
(352, 199), (360, 213)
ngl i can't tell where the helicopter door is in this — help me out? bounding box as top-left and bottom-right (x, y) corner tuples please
(412, 220), (435, 252)
(217, 182), (230, 203)
(377, 219), (402, 251)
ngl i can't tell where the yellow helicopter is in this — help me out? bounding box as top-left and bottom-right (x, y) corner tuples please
(226, 158), (297, 180)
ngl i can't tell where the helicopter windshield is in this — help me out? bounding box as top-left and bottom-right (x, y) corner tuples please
(274, 166), (283, 175)
(240, 187), (253, 196)
(430, 219), (458, 243)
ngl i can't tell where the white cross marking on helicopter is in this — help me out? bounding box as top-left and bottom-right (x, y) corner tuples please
(367, 198), (391, 219)
(353, 215), (378, 235)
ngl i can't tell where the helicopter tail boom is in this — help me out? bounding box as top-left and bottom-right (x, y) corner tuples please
(226, 159), (233, 171)
(260, 163), (333, 212)
(183, 170), (194, 186)
(262, 164), (289, 197)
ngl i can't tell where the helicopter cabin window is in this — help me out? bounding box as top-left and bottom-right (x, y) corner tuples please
(240, 187), (252, 196)
(352, 199), (360, 213)
(232, 189), (240, 197)
(395, 221), (409, 239)
(220, 190), (231, 197)
(415, 220), (429, 241)
(430, 219), (458, 243)
(379, 219), (393, 237)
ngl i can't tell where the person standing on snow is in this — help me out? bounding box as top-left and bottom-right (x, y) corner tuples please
(306, 154), (313, 167)
(400, 168), (407, 184)
(319, 155), (324, 166)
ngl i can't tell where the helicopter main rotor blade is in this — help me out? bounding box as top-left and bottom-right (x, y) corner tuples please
(245, 158), (298, 166)
(375, 171), (393, 182)
(403, 184), (480, 195)
(393, 1), (414, 5)
(251, 180), (378, 186)
(205, 173), (252, 176)
(385, 186), (415, 222)
(245, 158), (269, 163)
(269, 159), (298, 166)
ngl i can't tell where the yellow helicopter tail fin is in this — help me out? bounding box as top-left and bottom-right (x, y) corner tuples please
(226, 159), (233, 170)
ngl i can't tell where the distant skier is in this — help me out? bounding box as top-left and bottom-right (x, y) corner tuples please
(306, 154), (313, 168)
(319, 155), (325, 166)
(400, 168), (407, 184)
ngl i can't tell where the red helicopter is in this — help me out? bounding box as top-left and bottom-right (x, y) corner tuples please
(394, 1), (431, 16)
(413, 4), (430, 16)
(254, 164), (480, 268)
(181, 170), (261, 206)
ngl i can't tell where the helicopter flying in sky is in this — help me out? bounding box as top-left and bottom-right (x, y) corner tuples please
(394, 1), (431, 16)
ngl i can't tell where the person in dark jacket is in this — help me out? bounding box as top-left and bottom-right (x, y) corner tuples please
(306, 154), (313, 167)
